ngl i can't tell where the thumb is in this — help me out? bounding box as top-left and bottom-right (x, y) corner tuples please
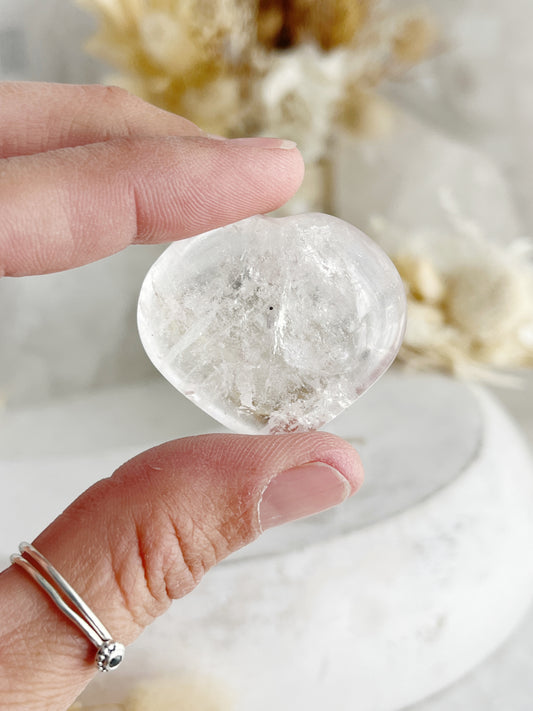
(0, 432), (362, 711)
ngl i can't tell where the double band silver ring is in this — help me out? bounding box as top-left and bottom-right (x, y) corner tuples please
(11, 542), (125, 672)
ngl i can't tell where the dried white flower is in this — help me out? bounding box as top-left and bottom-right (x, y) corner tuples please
(125, 676), (234, 711)
(371, 217), (533, 383)
(257, 44), (348, 161)
(77, 0), (435, 160)
(70, 674), (233, 711)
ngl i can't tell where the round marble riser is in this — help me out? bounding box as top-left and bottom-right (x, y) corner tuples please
(1, 372), (533, 710)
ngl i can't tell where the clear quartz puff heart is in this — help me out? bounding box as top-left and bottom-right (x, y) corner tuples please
(137, 213), (406, 434)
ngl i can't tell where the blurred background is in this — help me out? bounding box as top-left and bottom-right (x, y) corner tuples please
(1, 2), (533, 709)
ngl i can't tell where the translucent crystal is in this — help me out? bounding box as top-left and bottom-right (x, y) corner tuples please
(137, 213), (406, 434)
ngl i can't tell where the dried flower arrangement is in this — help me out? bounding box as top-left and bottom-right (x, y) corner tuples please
(371, 215), (533, 384)
(76, 0), (435, 163)
(68, 675), (233, 711)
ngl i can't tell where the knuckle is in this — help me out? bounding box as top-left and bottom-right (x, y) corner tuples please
(76, 85), (143, 141)
(162, 513), (234, 600)
(87, 83), (133, 109)
(108, 510), (174, 629)
(110, 506), (231, 629)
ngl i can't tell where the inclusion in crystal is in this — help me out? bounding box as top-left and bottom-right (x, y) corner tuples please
(137, 213), (406, 434)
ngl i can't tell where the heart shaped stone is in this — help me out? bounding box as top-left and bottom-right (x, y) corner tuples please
(137, 213), (406, 434)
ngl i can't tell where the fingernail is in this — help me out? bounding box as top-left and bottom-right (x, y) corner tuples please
(206, 135), (297, 150)
(259, 463), (351, 531)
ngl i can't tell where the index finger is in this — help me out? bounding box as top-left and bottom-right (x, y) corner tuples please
(0, 135), (304, 277)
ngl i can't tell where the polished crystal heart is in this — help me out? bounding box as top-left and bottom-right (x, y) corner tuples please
(137, 213), (406, 434)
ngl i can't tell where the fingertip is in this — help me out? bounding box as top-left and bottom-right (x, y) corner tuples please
(327, 436), (365, 496)
(184, 135), (306, 216)
(273, 430), (365, 496)
(247, 431), (363, 531)
(127, 134), (306, 244)
(283, 142), (306, 200)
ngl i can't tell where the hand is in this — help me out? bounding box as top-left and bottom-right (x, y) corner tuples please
(0, 82), (363, 710)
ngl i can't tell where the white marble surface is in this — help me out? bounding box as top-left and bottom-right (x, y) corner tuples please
(407, 375), (533, 711)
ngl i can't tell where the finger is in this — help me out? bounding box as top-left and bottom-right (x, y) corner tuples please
(0, 82), (203, 158)
(0, 432), (362, 711)
(0, 135), (304, 277)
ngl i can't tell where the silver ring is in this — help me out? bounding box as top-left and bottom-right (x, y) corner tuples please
(10, 542), (125, 672)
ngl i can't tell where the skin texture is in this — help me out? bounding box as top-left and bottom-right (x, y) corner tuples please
(0, 84), (304, 276)
(0, 82), (363, 711)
